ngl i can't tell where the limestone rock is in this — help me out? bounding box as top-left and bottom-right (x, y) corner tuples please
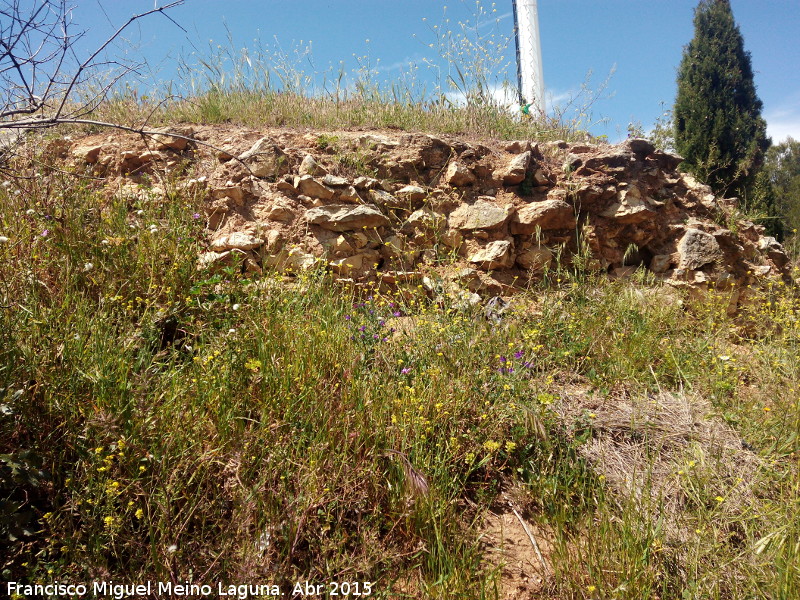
(677, 228), (720, 270)
(511, 200), (575, 234)
(516, 246), (553, 271)
(295, 175), (335, 200)
(448, 199), (513, 231)
(623, 138), (655, 156)
(325, 235), (353, 256)
(71, 143), (103, 164)
(322, 174), (348, 187)
(266, 200), (295, 223)
(396, 185), (427, 202)
(239, 138), (289, 178)
(444, 161), (476, 187)
(469, 240), (514, 270)
(354, 176), (380, 190)
(600, 187), (656, 224)
(209, 232), (264, 252)
(499, 151), (531, 185)
(305, 205), (390, 232)
(337, 186), (361, 203)
(150, 127), (193, 151)
(405, 208), (443, 231)
(368, 189), (398, 207)
(299, 154), (327, 177)
(650, 254), (673, 274)
(283, 248), (318, 271)
(758, 236), (790, 268)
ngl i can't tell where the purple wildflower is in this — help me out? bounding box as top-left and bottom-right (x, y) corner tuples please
(41, 229), (49, 237)
(514, 350), (524, 359)
(345, 315), (351, 320)
(358, 325), (366, 332)
(192, 213), (201, 220)
(401, 367), (411, 374)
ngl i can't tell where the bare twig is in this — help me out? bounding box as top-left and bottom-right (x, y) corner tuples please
(1, 1), (185, 128)
(503, 492), (550, 576)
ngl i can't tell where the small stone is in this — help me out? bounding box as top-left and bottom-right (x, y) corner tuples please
(354, 176), (380, 190)
(650, 254), (673, 273)
(677, 228), (721, 270)
(239, 137), (290, 178)
(444, 161), (476, 187)
(295, 175), (335, 200)
(516, 246), (553, 271)
(499, 151), (531, 185)
(448, 199), (513, 231)
(322, 174), (348, 187)
(305, 205), (390, 232)
(337, 186), (362, 203)
(266, 200), (295, 223)
(600, 187), (656, 224)
(299, 154), (327, 177)
(396, 185), (427, 201)
(368, 189), (398, 207)
(469, 240), (514, 270)
(511, 199), (575, 234)
(209, 232), (264, 251)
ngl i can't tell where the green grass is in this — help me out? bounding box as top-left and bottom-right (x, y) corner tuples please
(1, 143), (798, 599)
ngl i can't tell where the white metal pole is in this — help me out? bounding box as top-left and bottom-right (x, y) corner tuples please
(514, 0), (545, 115)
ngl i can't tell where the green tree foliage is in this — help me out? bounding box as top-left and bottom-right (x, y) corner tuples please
(674, 0), (770, 200)
(763, 137), (800, 238)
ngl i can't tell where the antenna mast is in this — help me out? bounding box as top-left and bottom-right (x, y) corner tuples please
(512, 0), (545, 115)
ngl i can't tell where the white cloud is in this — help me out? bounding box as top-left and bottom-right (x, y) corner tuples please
(376, 55), (422, 74)
(765, 92), (800, 143)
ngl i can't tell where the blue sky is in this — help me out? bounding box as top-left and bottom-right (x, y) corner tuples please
(76, 1), (800, 143)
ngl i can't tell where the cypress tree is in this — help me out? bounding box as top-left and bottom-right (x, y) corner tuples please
(674, 0), (770, 202)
